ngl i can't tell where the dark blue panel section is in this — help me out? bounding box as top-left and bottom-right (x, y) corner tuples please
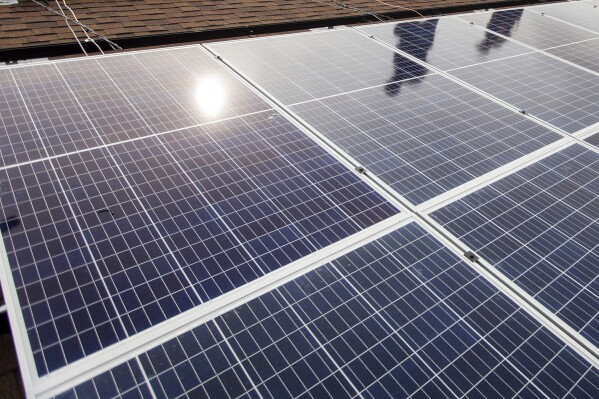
(53, 148), (200, 336)
(0, 161), (125, 376)
(0, 70), (45, 167)
(449, 52), (599, 133)
(565, 367), (599, 399)
(431, 144), (599, 347)
(53, 360), (152, 399)
(329, 222), (589, 398)
(209, 29), (432, 105)
(586, 132), (599, 148)
(161, 112), (399, 272)
(462, 9), (598, 50)
(217, 222), (596, 398)
(359, 18), (530, 71)
(52, 222), (598, 398)
(109, 136), (262, 302)
(291, 74), (560, 204)
(10, 64), (104, 157)
(138, 320), (258, 399)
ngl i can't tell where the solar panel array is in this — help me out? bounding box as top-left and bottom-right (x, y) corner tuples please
(55, 222), (598, 399)
(0, 48), (399, 377)
(0, 2), (597, 398)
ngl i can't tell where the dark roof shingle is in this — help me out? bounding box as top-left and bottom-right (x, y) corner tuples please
(0, 1), (545, 56)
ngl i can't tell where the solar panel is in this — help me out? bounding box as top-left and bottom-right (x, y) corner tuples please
(1, 2), (598, 397)
(446, 52), (599, 133)
(289, 74), (561, 204)
(208, 28), (433, 105)
(459, 8), (599, 50)
(545, 38), (599, 73)
(529, 1), (599, 34)
(53, 221), (599, 399)
(357, 17), (532, 71)
(209, 30), (569, 206)
(430, 144), (599, 347)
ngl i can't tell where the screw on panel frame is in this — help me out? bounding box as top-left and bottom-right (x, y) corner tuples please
(464, 251), (479, 262)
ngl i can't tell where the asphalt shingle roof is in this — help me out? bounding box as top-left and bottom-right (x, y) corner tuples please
(1, 0), (542, 54)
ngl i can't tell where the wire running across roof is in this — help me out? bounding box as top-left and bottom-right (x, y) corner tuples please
(0, 1), (597, 398)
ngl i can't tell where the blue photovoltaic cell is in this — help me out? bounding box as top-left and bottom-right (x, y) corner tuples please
(0, 161), (126, 376)
(530, 2), (599, 34)
(0, 70), (45, 167)
(358, 17), (531, 71)
(56, 222), (599, 398)
(94, 48), (271, 136)
(290, 74), (560, 204)
(52, 148), (201, 336)
(431, 144), (599, 347)
(53, 360), (152, 399)
(448, 52), (599, 133)
(159, 112), (399, 271)
(208, 28), (433, 105)
(586, 132), (599, 148)
(108, 136), (262, 303)
(9, 64), (104, 158)
(460, 8), (598, 50)
(138, 320), (259, 399)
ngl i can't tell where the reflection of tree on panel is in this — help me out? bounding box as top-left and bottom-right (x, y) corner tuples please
(386, 20), (438, 97)
(478, 9), (524, 53)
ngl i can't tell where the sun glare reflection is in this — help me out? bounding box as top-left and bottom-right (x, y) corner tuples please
(195, 76), (226, 117)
